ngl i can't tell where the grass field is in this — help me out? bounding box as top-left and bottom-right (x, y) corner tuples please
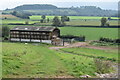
(60, 27), (118, 40)
(3, 42), (97, 78)
(2, 15), (118, 26)
(3, 42), (117, 78)
(1, 14), (119, 78)
(29, 15), (119, 20)
(2, 15), (19, 19)
(60, 47), (118, 61)
(2, 20), (39, 24)
(1, 25), (118, 40)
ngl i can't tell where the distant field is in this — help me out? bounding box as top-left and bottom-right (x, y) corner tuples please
(1, 15), (19, 19)
(29, 15), (119, 26)
(3, 25), (118, 40)
(66, 20), (118, 26)
(1, 15), (119, 26)
(29, 15), (119, 20)
(60, 27), (118, 40)
(2, 20), (39, 24)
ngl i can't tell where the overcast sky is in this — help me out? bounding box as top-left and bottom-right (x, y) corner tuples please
(0, 0), (119, 10)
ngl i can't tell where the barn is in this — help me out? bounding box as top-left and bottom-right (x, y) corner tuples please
(10, 26), (60, 44)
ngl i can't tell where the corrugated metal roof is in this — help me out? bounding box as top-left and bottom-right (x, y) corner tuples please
(11, 26), (59, 32)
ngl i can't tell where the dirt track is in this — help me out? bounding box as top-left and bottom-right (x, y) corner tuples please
(49, 42), (118, 50)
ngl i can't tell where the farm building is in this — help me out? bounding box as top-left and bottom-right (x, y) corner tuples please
(10, 26), (61, 44)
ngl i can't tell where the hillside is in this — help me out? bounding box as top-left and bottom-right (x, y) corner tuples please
(2, 4), (117, 16)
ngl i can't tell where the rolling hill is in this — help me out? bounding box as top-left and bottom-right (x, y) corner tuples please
(2, 4), (117, 16)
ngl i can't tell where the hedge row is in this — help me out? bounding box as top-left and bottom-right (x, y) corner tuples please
(99, 37), (120, 43)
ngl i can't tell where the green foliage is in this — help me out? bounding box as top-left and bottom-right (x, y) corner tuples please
(4, 4), (117, 16)
(25, 21), (29, 25)
(52, 16), (61, 27)
(2, 26), (10, 38)
(47, 18), (50, 23)
(61, 16), (70, 22)
(99, 37), (120, 44)
(11, 11), (30, 19)
(101, 17), (107, 26)
(41, 15), (46, 20)
(94, 59), (113, 74)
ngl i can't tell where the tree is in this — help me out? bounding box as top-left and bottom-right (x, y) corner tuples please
(11, 11), (30, 19)
(101, 17), (107, 26)
(2, 26), (10, 38)
(41, 15), (46, 20)
(61, 16), (70, 22)
(25, 21), (29, 25)
(11, 11), (17, 15)
(41, 15), (46, 23)
(47, 18), (50, 22)
(40, 19), (44, 23)
(52, 16), (61, 27)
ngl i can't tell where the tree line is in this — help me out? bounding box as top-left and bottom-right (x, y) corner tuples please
(40, 15), (70, 27)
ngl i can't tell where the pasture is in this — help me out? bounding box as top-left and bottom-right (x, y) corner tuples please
(1, 15), (119, 26)
(60, 47), (118, 61)
(29, 15), (119, 20)
(1, 14), (119, 78)
(60, 27), (118, 40)
(2, 42), (117, 78)
(2, 42), (96, 78)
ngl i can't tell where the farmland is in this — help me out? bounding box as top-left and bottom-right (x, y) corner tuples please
(2, 42), (117, 78)
(1, 14), (119, 40)
(1, 15), (119, 26)
(60, 27), (118, 40)
(1, 14), (119, 78)
(29, 15), (119, 20)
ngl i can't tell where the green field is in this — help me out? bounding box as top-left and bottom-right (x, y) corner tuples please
(60, 27), (118, 40)
(1, 14), (119, 78)
(2, 20), (38, 24)
(60, 47), (118, 61)
(2, 15), (118, 26)
(3, 42), (96, 78)
(2, 25), (118, 40)
(29, 15), (119, 20)
(3, 42), (117, 78)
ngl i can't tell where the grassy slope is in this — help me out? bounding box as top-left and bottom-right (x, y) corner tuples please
(0, 42), (2, 79)
(60, 27), (118, 40)
(60, 47), (118, 61)
(3, 42), (97, 78)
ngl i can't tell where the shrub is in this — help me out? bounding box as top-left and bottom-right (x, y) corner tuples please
(94, 59), (113, 74)
(25, 21), (29, 25)
(2, 26), (10, 38)
(101, 17), (107, 26)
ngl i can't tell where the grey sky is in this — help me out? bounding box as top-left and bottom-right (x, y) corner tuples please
(0, 0), (119, 10)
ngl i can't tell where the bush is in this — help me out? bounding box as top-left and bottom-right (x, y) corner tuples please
(25, 21), (29, 25)
(101, 17), (107, 26)
(2, 26), (10, 38)
(94, 59), (113, 74)
(99, 37), (120, 44)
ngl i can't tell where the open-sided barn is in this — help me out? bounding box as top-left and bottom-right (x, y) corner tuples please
(10, 26), (60, 43)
